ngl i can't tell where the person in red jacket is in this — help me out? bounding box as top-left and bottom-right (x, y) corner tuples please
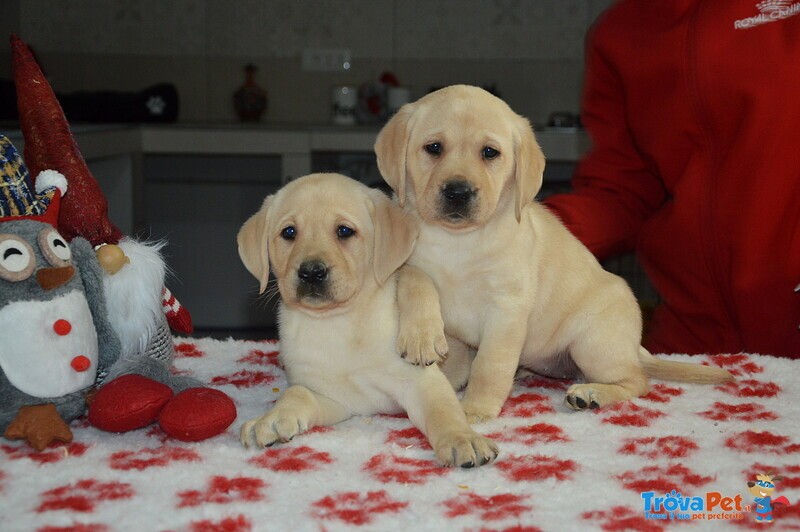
(543, 0), (799, 358)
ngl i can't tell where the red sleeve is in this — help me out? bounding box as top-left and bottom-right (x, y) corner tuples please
(543, 21), (667, 261)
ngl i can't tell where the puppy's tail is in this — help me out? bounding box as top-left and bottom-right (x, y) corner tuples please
(638, 347), (734, 384)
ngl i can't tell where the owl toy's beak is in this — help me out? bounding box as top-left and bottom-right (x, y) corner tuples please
(36, 266), (74, 291)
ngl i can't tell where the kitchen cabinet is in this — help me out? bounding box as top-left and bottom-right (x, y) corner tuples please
(144, 154), (283, 330)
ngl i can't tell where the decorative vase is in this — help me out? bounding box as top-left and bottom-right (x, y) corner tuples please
(233, 64), (268, 122)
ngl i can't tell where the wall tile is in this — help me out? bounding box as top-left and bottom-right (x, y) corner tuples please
(5, 0), (616, 125)
(20, 0), (206, 56)
(394, 0), (601, 60)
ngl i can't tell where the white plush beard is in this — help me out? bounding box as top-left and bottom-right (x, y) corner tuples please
(102, 238), (168, 358)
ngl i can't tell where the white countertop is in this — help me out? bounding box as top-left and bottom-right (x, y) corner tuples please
(3, 122), (589, 164)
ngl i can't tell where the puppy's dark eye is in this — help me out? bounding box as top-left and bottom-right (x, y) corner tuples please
(482, 147), (500, 160)
(337, 225), (355, 239)
(424, 143), (442, 156)
(281, 226), (297, 240)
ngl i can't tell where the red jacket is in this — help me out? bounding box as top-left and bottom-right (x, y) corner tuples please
(544, 0), (800, 357)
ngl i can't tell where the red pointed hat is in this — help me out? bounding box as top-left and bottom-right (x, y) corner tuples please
(11, 35), (123, 246)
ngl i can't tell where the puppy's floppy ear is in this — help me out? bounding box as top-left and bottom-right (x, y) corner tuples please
(513, 115), (546, 222)
(374, 104), (415, 206)
(368, 190), (419, 285)
(237, 196), (273, 294)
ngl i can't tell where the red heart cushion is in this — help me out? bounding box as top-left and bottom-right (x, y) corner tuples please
(159, 388), (237, 442)
(88, 374), (173, 432)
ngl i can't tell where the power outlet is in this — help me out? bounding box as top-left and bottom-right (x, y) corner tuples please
(301, 48), (352, 72)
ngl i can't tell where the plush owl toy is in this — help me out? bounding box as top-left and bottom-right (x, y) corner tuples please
(0, 136), (121, 450)
(11, 35), (236, 442)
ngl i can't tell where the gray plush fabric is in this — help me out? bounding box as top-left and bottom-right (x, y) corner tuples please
(103, 315), (202, 393)
(0, 220), (120, 432)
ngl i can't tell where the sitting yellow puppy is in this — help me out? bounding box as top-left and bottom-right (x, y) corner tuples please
(237, 173), (497, 468)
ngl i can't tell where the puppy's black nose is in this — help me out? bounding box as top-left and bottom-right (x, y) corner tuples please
(441, 180), (476, 206)
(297, 260), (328, 284)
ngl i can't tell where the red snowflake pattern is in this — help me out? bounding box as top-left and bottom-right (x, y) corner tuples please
(210, 370), (276, 388)
(177, 476), (267, 508)
(386, 427), (432, 450)
(237, 349), (281, 368)
(144, 425), (171, 443)
(474, 526), (542, 532)
(311, 490), (408, 526)
(306, 425), (335, 435)
(583, 506), (666, 532)
(496, 454), (579, 482)
(716, 379), (781, 398)
(706, 354), (764, 377)
(641, 383), (684, 403)
(38, 525), (110, 532)
(248, 445), (334, 472)
(698, 402), (778, 422)
(2, 442), (89, 464)
(618, 436), (699, 460)
(516, 375), (570, 391)
(363, 454), (448, 484)
(598, 402), (665, 427)
(731, 503), (800, 529)
(37, 479), (135, 513)
(617, 463), (714, 494)
(109, 446), (201, 471)
(488, 423), (570, 446)
(442, 492), (532, 521)
(725, 430), (800, 454)
(189, 514), (252, 532)
(174, 342), (206, 358)
(500, 393), (555, 417)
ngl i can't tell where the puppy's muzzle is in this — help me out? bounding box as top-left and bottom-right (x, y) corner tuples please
(440, 180), (476, 220)
(297, 260), (329, 285)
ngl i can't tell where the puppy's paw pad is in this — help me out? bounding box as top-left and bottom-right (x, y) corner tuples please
(434, 431), (499, 468)
(565, 385), (602, 411)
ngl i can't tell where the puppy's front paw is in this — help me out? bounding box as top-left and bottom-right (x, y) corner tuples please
(239, 409), (309, 448)
(434, 429), (499, 468)
(461, 398), (502, 424)
(397, 317), (448, 366)
(564, 384), (603, 411)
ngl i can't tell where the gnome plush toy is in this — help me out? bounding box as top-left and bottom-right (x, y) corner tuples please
(12, 35), (236, 441)
(0, 135), (121, 450)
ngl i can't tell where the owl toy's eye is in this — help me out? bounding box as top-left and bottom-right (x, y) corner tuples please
(38, 228), (72, 267)
(0, 234), (35, 282)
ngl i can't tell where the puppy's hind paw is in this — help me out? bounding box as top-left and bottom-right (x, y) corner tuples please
(434, 430), (499, 468)
(239, 409), (308, 449)
(564, 384), (602, 411)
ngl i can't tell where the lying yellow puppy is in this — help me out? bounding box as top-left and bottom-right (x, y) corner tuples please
(375, 85), (733, 422)
(237, 173), (497, 467)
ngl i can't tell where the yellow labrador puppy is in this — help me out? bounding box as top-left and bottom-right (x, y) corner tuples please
(237, 173), (498, 468)
(375, 85), (732, 423)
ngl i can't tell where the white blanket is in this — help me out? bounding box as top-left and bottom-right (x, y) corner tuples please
(1, 338), (798, 531)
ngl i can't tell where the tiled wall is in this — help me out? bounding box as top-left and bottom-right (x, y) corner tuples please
(0, 0), (613, 125)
